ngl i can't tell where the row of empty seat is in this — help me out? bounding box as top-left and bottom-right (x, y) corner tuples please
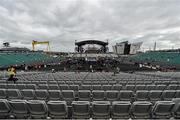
(1, 89), (180, 102)
(4, 79), (178, 85)
(12, 72), (180, 88)
(1, 83), (180, 91)
(1, 99), (180, 119)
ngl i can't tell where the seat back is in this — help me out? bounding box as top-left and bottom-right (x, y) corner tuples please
(7, 89), (22, 99)
(0, 99), (10, 119)
(47, 101), (68, 119)
(135, 85), (146, 91)
(61, 90), (75, 105)
(125, 85), (135, 91)
(172, 98), (180, 118)
(16, 84), (26, 90)
(112, 101), (131, 118)
(92, 101), (110, 118)
(92, 85), (102, 90)
(92, 90), (105, 101)
(146, 85), (156, 90)
(102, 85), (112, 91)
(80, 85), (91, 90)
(106, 90), (119, 101)
(156, 85), (166, 90)
(48, 84), (59, 90)
(26, 84), (36, 89)
(119, 90), (133, 101)
(149, 90), (162, 101)
(26, 100), (48, 119)
(69, 85), (79, 91)
(48, 90), (61, 100)
(162, 90), (176, 101)
(35, 90), (49, 100)
(9, 100), (28, 118)
(78, 90), (91, 101)
(21, 89), (35, 100)
(152, 101), (174, 119)
(59, 84), (69, 90)
(72, 101), (90, 118)
(132, 101), (152, 118)
(0, 89), (6, 99)
(7, 84), (16, 89)
(112, 84), (122, 91)
(136, 90), (149, 101)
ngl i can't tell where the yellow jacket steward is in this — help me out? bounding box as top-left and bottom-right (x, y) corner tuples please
(8, 67), (16, 76)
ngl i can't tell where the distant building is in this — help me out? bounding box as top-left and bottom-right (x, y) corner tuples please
(129, 42), (143, 54)
(113, 41), (142, 55)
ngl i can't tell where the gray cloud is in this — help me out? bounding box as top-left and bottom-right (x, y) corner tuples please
(0, 0), (180, 52)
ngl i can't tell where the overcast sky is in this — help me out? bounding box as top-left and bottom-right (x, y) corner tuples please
(0, 0), (180, 52)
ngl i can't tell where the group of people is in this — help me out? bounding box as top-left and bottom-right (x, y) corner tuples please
(7, 66), (18, 83)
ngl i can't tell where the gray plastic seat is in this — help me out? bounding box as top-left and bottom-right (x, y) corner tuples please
(48, 84), (59, 90)
(0, 89), (6, 99)
(135, 85), (146, 91)
(80, 85), (91, 90)
(16, 84), (26, 90)
(168, 84), (178, 90)
(69, 85), (79, 91)
(175, 90), (180, 98)
(112, 101), (131, 118)
(39, 81), (47, 84)
(92, 85), (102, 90)
(162, 90), (176, 101)
(0, 99), (10, 119)
(72, 101), (90, 118)
(26, 84), (36, 89)
(47, 101), (68, 119)
(152, 101), (174, 119)
(109, 81), (116, 85)
(23, 81), (31, 84)
(149, 90), (162, 102)
(9, 100), (29, 118)
(48, 81), (57, 84)
(102, 85), (112, 91)
(132, 101), (152, 118)
(106, 90), (119, 101)
(92, 101), (110, 118)
(119, 90), (133, 101)
(125, 85), (135, 91)
(21, 89), (35, 100)
(177, 85), (180, 90)
(35, 90), (49, 100)
(92, 90), (105, 101)
(145, 84), (156, 90)
(7, 84), (16, 89)
(38, 84), (49, 90)
(7, 89), (22, 99)
(59, 84), (69, 90)
(112, 84), (122, 91)
(156, 84), (166, 90)
(26, 100), (48, 119)
(61, 90), (75, 105)
(78, 90), (91, 101)
(0, 84), (6, 89)
(48, 90), (61, 100)
(172, 98), (180, 119)
(136, 90), (149, 101)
